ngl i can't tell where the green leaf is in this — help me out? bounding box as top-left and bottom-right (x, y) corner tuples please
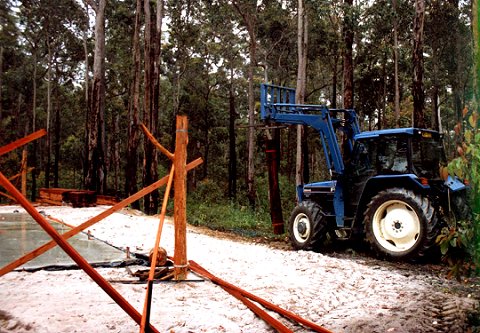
(450, 237), (457, 247)
(465, 130), (472, 143)
(440, 241), (449, 255)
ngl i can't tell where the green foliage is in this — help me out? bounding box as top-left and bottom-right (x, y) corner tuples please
(186, 173), (297, 239)
(187, 179), (272, 238)
(441, 111), (480, 276)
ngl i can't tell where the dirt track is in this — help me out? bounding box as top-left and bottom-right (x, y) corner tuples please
(0, 205), (478, 333)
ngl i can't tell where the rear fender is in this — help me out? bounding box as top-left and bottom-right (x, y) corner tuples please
(445, 175), (467, 192)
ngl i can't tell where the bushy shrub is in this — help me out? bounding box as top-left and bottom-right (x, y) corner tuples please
(440, 110), (480, 276)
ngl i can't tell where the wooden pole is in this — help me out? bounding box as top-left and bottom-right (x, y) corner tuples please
(173, 116), (188, 280)
(21, 149), (27, 196)
(0, 171), (160, 333)
(8, 167), (34, 182)
(140, 123), (174, 161)
(0, 158), (203, 277)
(0, 129), (47, 156)
(140, 166), (175, 333)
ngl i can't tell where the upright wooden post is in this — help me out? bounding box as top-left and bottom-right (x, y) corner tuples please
(174, 116), (188, 280)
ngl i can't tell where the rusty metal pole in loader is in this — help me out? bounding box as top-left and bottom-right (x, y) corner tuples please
(265, 129), (284, 234)
(174, 115), (188, 280)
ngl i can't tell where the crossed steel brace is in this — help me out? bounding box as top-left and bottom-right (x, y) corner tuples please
(0, 123), (333, 333)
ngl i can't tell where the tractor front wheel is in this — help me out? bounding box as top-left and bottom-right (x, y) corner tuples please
(364, 188), (439, 260)
(288, 201), (330, 251)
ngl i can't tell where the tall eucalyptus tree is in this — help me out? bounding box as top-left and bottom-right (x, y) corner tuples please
(84, 0), (107, 193)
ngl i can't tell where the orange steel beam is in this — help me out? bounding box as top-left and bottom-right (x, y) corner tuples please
(140, 123), (174, 160)
(0, 129), (47, 156)
(0, 171), (160, 333)
(189, 261), (334, 333)
(0, 157), (203, 277)
(140, 166), (175, 333)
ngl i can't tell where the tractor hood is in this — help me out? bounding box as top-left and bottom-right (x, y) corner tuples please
(303, 180), (337, 194)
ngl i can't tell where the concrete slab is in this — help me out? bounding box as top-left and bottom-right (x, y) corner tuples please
(0, 212), (128, 270)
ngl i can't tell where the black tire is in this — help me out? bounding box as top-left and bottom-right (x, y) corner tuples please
(451, 190), (472, 222)
(364, 188), (440, 260)
(288, 201), (330, 251)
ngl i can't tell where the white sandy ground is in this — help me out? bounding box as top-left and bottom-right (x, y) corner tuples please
(0, 205), (478, 333)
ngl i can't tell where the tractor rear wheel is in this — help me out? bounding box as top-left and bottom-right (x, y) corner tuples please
(288, 201), (330, 251)
(364, 188), (439, 260)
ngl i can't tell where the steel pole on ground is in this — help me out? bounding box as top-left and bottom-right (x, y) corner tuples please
(174, 116), (188, 280)
(189, 260), (334, 333)
(140, 166), (175, 333)
(0, 171), (161, 333)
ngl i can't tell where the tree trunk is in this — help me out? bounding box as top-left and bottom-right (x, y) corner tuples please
(83, 1), (89, 189)
(0, 46), (3, 121)
(295, 0), (308, 195)
(125, 0), (142, 209)
(473, 0), (479, 117)
(412, 0), (425, 128)
(142, 0), (161, 214)
(431, 86), (440, 131)
(246, 33), (256, 209)
(31, 48), (38, 201)
(83, 1), (89, 109)
(343, 0), (354, 109)
(44, 36), (52, 189)
(228, 67), (237, 199)
(85, 0), (107, 194)
(393, 0), (400, 127)
(53, 97), (60, 188)
(233, 2), (257, 209)
(331, 45), (338, 109)
(448, 0), (464, 130)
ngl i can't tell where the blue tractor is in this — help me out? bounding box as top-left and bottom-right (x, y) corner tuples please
(260, 83), (469, 260)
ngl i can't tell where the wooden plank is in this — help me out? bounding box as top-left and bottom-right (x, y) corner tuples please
(65, 191), (96, 208)
(96, 195), (119, 205)
(0, 191), (16, 202)
(0, 171), (160, 333)
(0, 157), (203, 277)
(39, 188), (77, 195)
(140, 123), (174, 160)
(38, 188), (75, 204)
(37, 198), (63, 206)
(0, 129), (47, 156)
(8, 167), (34, 182)
(140, 166), (175, 333)
(173, 116), (188, 280)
